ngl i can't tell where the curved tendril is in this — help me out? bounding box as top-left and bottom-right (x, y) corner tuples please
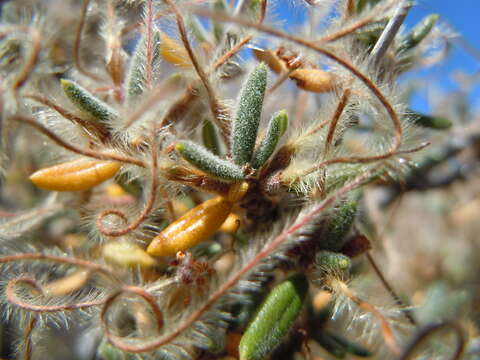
(189, 7), (403, 173)
(74, 0), (103, 81)
(94, 169), (376, 353)
(101, 286), (164, 343)
(0, 253), (117, 279)
(10, 115), (146, 167)
(96, 132), (158, 237)
(6, 277), (106, 313)
(399, 321), (465, 360)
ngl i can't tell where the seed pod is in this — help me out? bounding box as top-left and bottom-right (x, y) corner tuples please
(147, 196), (234, 257)
(160, 32), (191, 68)
(103, 241), (156, 267)
(289, 68), (336, 93)
(252, 48), (285, 74)
(251, 110), (288, 169)
(202, 119), (221, 156)
(61, 79), (118, 123)
(232, 63), (268, 165)
(30, 158), (121, 191)
(43, 270), (90, 297)
(397, 14), (439, 54)
(126, 30), (161, 103)
(319, 194), (359, 252)
(176, 140), (244, 181)
(219, 213), (241, 233)
(239, 273), (309, 360)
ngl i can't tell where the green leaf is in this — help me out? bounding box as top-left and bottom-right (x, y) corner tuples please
(355, 0), (381, 13)
(410, 110), (451, 129)
(319, 193), (359, 252)
(251, 110), (288, 169)
(213, 0), (227, 43)
(239, 273), (308, 360)
(202, 119), (221, 156)
(61, 79), (118, 123)
(176, 140), (244, 181)
(397, 14), (439, 54)
(232, 63), (268, 166)
(315, 251), (352, 274)
(126, 30), (161, 104)
(187, 15), (210, 44)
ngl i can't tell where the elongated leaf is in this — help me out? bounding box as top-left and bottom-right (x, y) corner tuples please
(232, 63), (267, 165)
(176, 140), (244, 181)
(202, 119), (221, 156)
(61, 79), (118, 123)
(319, 193), (359, 252)
(126, 30), (161, 104)
(251, 110), (288, 169)
(239, 273), (308, 360)
(397, 14), (439, 54)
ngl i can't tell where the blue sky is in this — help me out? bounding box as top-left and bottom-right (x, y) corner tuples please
(406, 0), (479, 113)
(274, 0), (479, 115)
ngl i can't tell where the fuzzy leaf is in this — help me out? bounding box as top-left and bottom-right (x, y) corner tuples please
(187, 15), (210, 44)
(61, 79), (118, 123)
(251, 110), (288, 169)
(239, 273), (308, 360)
(176, 140), (244, 181)
(410, 110), (451, 129)
(319, 194), (359, 252)
(397, 14), (439, 54)
(202, 119), (221, 156)
(232, 63), (267, 165)
(212, 0), (227, 43)
(126, 30), (161, 103)
(315, 251), (352, 274)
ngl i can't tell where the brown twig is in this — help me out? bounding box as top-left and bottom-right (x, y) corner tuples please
(100, 169), (378, 352)
(332, 278), (401, 355)
(74, 0), (103, 81)
(0, 253), (116, 278)
(163, 0), (230, 145)
(398, 321), (465, 360)
(11, 115), (146, 167)
(6, 277), (106, 313)
(23, 316), (37, 360)
(213, 34), (253, 70)
(324, 88), (351, 157)
(11, 27), (41, 95)
(190, 7), (403, 165)
(144, 0), (154, 91)
(96, 131), (159, 237)
(366, 252), (416, 325)
(25, 94), (110, 142)
(321, 1), (390, 42)
(214, 0), (266, 71)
